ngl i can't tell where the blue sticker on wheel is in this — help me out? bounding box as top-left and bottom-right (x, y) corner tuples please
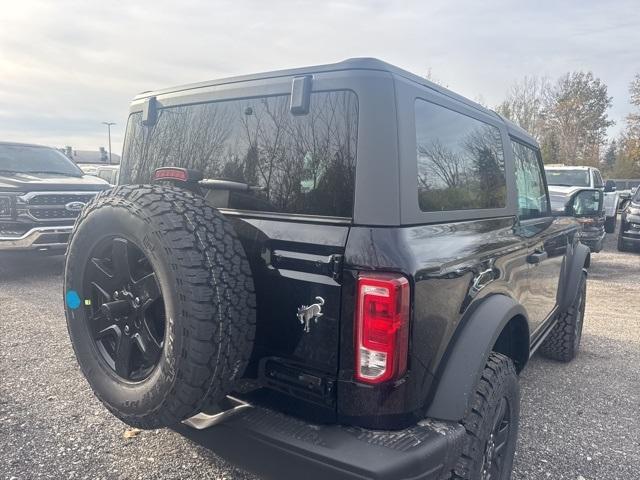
(66, 290), (81, 310)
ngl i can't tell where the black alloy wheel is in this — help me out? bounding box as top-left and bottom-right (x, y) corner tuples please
(480, 397), (512, 480)
(84, 236), (165, 382)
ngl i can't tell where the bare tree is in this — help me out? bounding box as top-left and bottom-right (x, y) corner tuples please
(424, 67), (449, 88)
(626, 74), (640, 137)
(417, 139), (464, 189)
(495, 75), (551, 141)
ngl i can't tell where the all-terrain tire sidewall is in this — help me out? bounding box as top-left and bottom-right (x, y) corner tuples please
(452, 352), (520, 480)
(66, 200), (179, 423)
(64, 185), (256, 428)
(539, 271), (587, 362)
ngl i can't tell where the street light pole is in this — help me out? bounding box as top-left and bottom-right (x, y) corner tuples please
(102, 122), (116, 164)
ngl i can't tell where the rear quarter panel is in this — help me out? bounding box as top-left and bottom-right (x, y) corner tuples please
(338, 217), (530, 425)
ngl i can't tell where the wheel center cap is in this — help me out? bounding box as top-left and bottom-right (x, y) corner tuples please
(114, 288), (141, 310)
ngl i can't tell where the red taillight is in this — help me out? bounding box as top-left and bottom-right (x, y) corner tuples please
(153, 167), (191, 182)
(355, 273), (410, 384)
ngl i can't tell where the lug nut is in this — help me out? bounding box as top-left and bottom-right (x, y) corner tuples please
(114, 291), (119, 299)
(134, 297), (140, 307)
(124, 325), (130, 335)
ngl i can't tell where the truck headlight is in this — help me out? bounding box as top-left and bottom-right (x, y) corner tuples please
(0, 196), (13, 218)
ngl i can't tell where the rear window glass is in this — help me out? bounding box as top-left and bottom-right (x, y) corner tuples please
(415, 100), (506, 212)
(121, 91), (358, 217)
(544, 169), (590, 187)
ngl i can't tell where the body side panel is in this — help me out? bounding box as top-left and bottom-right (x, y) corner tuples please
(337, 217), (531, 426)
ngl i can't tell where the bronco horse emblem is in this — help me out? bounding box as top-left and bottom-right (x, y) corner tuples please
(297, 297), (325, 333)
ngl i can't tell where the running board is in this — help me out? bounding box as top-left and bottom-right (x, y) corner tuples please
(182, 395), (252, 430)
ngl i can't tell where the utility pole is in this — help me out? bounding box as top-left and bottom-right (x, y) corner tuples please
(102, 122), (116, 164)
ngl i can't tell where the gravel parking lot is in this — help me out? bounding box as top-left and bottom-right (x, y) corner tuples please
(1, 225), (639, 480)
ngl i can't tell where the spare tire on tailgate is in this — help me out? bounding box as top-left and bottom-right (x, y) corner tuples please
(64, 185), (256, 429)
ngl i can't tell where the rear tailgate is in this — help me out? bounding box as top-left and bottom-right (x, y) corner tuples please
(228, 215), (348, 406)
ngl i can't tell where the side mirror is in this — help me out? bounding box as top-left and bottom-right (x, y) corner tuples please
(566, 189), (603, 217)
(604, 180), (616, 193)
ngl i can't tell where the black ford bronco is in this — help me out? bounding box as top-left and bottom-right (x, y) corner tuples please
(64, 59), (591, 480)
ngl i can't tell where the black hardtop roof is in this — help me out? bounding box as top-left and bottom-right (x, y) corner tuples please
(133, 57), (537, 146)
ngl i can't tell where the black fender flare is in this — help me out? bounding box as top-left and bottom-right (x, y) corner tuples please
(425, 294), (528, 422)
(558, 242), (590, 312)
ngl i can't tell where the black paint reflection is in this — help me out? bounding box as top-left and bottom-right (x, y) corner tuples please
(121, 91), (358, 217)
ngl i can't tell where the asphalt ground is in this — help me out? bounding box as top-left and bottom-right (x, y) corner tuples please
(1, 224), (638, 480)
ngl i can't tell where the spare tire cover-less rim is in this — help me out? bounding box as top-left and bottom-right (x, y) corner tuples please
(64, 185), (256, 429)
(83, 234), (165, 383)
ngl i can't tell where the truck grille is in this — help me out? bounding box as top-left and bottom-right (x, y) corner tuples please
(28, 193), (96, 206)
(30, 208), (80, 220)
(25, 193), (97, 221)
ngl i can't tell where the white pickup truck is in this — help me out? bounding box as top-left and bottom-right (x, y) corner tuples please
(545, 165), (619, 233)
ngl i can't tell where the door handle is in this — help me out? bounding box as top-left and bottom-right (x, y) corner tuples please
(527, 250), (548, 264)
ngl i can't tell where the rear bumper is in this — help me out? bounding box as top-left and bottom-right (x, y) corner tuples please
(620, 230), (640, 244)
(175, 405), (465, 480)
(0, 225), (72, 251)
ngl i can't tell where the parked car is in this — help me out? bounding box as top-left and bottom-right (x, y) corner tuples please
(549, 186), (606, 252)
(618, 186), (640, 252)
(0, 142), (109, 253)
(79, 163), (120, 186)
(545, 165), (618, 233)
(63, 58), (591, 480)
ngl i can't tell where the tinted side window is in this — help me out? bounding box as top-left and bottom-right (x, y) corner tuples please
(121, 91), (358, 217)
(512, 141), (549, 220)
(415, 100), (507, 212)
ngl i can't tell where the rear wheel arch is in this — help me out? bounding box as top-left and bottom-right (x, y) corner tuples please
(492, 314), (530, 374)
(559, 243), (590, 312)
(424, 294), (529, 422)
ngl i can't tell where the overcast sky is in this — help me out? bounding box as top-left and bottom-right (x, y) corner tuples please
(1, 0), (638, 155)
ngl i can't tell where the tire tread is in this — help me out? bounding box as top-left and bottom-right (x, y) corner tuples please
(66, 184), (256, 429)
(539, 271), (586, 363)
(449, 352), (519, 480)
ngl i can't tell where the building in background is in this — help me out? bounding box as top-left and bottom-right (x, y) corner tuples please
(60, 146), (121, 164)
